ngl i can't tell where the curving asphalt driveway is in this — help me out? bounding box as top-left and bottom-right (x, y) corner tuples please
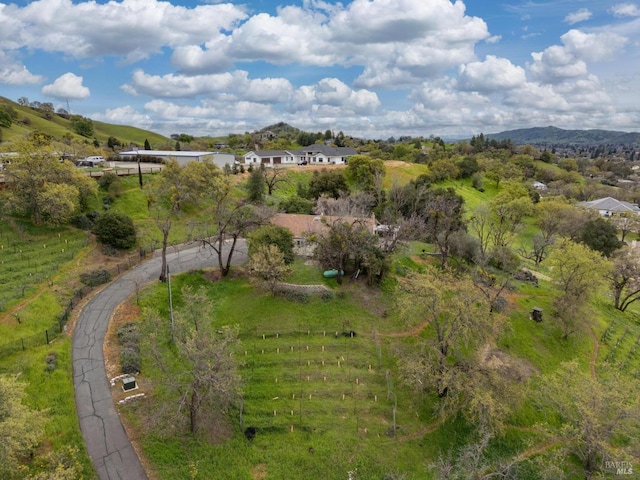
(72, 241), (247, 480)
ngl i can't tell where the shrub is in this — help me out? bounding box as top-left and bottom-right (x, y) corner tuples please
(93, 212), (136, 249)
(118, 322), (141, 374)
(471, 173), (484, 191)
(120, 347), (141, 374)
(491, 295), (508, 313)
(280, 195), (314, 214)
(321, 291), (335, 301)
(278, 289), (310, 303)
(117, 322), (140, 345)
(98, 172), (122, 196)
(80, 269), (112, 287)
(71, 214), (94, 231)
(98, 172), (117, 189)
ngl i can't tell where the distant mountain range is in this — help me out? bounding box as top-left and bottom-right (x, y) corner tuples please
(485, 126), (640, 146)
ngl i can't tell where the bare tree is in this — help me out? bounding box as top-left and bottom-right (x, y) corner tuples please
(200, 180), (269, 277)
(420, 188), (466, 268)
(262, 166), (289, 195)
(609, 246), (640, 311)
(146, 159), (223, 281)
(148, 286), (242, 435)
(609, 211), (640, 242)
(314, 191), (375, 217)
(429, 430), (521, 480)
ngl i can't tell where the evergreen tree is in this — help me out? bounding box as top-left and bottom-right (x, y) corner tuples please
(247, 166), (266, 203)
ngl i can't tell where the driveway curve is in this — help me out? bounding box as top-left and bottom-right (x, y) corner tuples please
(72, 241), (247, 479)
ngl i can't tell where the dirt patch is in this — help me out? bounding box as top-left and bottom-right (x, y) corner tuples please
(104, 301), (142, 381)
(480, 346), (539, 382)
(251, 463), (268, 480)
(201, 266), (248, 284)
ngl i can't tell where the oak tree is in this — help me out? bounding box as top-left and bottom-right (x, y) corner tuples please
(546, 239), (610, 339)
(537, 361), (640, 478)
(2, 139), (97, 225)
(398, 269), (508, 431)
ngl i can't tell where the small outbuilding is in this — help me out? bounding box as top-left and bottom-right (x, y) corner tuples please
(530, 307), (543, 323)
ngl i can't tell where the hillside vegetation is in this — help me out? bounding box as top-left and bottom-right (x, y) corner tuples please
(0, 96), (169, 152)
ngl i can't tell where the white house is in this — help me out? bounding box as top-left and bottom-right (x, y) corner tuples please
(577, 197), (640, 217)
(243, 144), (357, 168)
(532, 181), (547, 191)
(243, 150), (298, 168)
(118, 150), (236, 169)
(298, 144), (357, 166)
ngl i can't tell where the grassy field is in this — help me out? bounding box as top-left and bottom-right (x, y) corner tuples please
(129, 272), (448, 479)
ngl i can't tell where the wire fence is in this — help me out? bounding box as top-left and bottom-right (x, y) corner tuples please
(0, 254), (145, 360)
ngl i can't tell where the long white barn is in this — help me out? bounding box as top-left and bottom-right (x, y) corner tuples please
(119, 150), (236, 169)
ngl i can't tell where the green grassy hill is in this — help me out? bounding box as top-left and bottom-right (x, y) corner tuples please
(0, 96), (169, 149)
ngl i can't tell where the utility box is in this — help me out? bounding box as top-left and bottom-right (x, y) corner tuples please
(531, 307), (543, 323)
(122, 376), (138, 392)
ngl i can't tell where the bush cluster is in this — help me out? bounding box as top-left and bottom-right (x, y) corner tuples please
(79, 269), (112, 287)
(93, 212), (136, 250)
(45, 352), (57, 372)
(117, 322), (141, 374)
(277, 289), (310, 303)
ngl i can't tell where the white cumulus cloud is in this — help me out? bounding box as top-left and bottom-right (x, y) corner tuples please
(42, 72), (90, 100)
(0, 52), (44, 85)
(529, 29), (628, 83)
(458, 56), (527, 93)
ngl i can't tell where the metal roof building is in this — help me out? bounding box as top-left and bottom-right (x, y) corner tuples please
(118, 150), (235, 169)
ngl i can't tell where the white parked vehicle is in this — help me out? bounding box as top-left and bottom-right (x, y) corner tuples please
(77, 156), (106, 167)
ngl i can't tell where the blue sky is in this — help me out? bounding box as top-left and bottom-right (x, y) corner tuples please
(1, 0), (639, 139)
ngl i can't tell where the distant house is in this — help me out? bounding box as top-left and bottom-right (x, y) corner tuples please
(270, 213), (376, 256)
(577, 196), (640, 217)
(532, 181), (547, 191)
(243, 144), (357, 168)
(243, 150), (298, 168)
(299, 144), (357, 166)
(118, 150), (236, 169)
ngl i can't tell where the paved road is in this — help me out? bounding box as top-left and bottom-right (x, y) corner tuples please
(72, 241), (247, 480)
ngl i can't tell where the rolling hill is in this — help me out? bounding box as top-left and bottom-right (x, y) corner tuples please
(486, 126), (640, 146)
(0, 96), (169, 149)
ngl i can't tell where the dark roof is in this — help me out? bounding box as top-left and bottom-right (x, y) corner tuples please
(246, 150), (295, 157)
(296, 144), (357, 156)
